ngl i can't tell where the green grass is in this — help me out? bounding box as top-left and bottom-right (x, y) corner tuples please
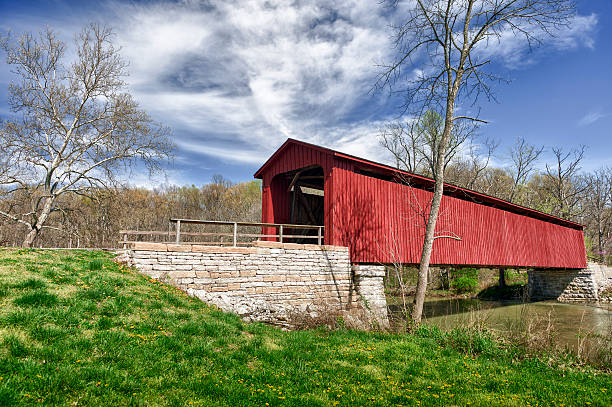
(0, 249), (610, 406)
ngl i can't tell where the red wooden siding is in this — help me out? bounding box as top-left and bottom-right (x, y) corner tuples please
(255, 139), (587, 269)
(257, 142), (334, 240)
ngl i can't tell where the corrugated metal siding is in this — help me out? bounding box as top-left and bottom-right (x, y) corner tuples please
(258, 142), (587, 269)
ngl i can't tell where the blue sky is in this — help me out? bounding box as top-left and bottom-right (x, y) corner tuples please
(0, 0), (610, 186)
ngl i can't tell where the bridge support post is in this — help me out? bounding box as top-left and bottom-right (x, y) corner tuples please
(498, 268), (506, 289)
(351, 265), (389, 330)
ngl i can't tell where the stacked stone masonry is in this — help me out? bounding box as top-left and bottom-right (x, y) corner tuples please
(528, 263), (612, 303)
(125, 241), (389, 329)
(351, 265), (389, 328)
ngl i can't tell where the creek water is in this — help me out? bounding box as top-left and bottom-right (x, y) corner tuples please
(388, 298), (612, 351)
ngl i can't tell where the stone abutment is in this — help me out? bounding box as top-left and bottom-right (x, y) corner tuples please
(528, 263), (612, 303)
(122, 241), (389, 329)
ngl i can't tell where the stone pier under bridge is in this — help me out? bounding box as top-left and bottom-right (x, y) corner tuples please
(528, 263), (612, 303)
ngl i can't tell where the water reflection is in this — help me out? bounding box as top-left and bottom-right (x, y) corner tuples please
(389, 298), (612, 351)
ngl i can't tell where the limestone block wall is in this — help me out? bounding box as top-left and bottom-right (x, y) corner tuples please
(589, 262), (612, 303)
(528, 268), (600, 302)
(352, 265), (389, 329)
(124, 241), (389, 329)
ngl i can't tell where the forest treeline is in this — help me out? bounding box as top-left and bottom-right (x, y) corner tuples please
(0, 176), (261, 249)
(0, 147), (610, 263)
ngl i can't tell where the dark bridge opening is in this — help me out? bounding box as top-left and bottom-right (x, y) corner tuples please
(282, 165), (324, 243)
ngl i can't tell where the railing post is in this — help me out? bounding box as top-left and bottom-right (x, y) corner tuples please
(233, 222), (238, 247)
(279, 225), (284, 243)
(317, 227), (322, 245)
(175, 220), (181, 245)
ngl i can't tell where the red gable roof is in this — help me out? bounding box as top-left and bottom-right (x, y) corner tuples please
(254, 138), (583, 231)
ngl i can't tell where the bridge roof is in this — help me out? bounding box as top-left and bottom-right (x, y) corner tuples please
(254, 138), (583, 231)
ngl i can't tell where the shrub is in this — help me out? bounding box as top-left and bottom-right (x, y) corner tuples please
(451, 268), (479, 293)
(452, 276), (479, 293)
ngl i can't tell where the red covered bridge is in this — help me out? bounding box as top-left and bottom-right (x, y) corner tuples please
(254, 139), (587, 269)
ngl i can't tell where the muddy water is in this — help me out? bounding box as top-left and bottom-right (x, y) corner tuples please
(389, 298), (612, 351)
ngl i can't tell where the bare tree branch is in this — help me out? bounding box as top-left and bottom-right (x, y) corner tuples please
(0, 24), (174, 247)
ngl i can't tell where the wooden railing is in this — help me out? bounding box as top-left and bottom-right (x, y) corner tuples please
(119, 219), (324, 248)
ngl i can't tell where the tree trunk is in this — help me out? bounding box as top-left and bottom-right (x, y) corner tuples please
(599, 229), (604, 264)
(22, 196), (54, 247)
(412, 112), (456, 323)
(411, 168), (446, 324)
(22, 228), (39, 248)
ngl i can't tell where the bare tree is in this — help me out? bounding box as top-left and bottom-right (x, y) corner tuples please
(463, 137), (499, 190)
(419, 110), (475, 178)
(376, 0), (575, 324)
(380, 120), (428, 174)
(444, 136), (498, 189)
(0, 24), (174, 247)
(380, 110), (473, 176)
(507, 136), (544, 203)
(543, 146), (587, 219)
(583, 168), (612, 263)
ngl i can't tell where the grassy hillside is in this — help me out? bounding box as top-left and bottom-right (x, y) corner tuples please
(0, 249), (610, 406)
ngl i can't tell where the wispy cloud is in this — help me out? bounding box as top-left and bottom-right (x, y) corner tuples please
(0, 0), (600, 179)
(108, 0), (598, 165)
(475, 13), (598, 68)
(109, 0), (395, 163)
(578, 110), (607, 127)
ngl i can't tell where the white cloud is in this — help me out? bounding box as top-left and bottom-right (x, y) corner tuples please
(578, 110), (607, 127)
(126, 168), (184, 189)
(109, 0), (395, 163)
(177, 139), (267, 165)
(474, 13), (598, 68)
(0, 1), (599, 177)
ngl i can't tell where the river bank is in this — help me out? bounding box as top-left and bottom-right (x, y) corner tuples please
(387, 296), (612, 366)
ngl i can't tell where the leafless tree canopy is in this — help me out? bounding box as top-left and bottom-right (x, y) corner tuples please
(507, 136), (544, 202)
(377, 0), (576, 116)
(0, 24), (174, 246)
(0, 178), (262, 249)
(380, 110), (477, 176)
(542, 146), (587, 219)
(583, 168), (612, 263)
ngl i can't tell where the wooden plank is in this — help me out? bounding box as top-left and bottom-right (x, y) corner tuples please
(295, 181), (324, 190)
(233, 222), (237, 247)
(286, 164), (321, 192)
(168, 219), (322, 229)
(118, 230), (172, 236)
(121, 232), (279, 239)
(182, 241), (252, 246)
